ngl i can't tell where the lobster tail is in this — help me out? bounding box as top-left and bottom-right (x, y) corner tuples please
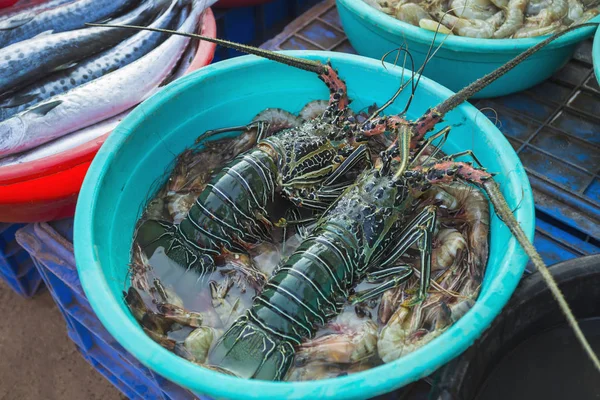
(208, 316), (295, 380)
(135, 219), (215, 273)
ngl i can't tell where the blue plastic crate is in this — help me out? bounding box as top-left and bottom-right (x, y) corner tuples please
(212, 0), (322, 61)
(261, 0), (600, 271)
(0, 223), (43, 297)
(16, 220), (204, 400)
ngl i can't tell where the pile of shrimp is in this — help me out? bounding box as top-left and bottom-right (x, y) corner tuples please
(364, 0), (600, 38)
(125, 107), (491, 381)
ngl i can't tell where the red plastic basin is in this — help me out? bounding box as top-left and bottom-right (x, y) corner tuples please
(0, 8), (217, 223)
(0, 0), (19, 8)
(215, 0), (274, 8)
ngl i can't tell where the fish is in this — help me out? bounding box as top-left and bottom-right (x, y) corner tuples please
(0, 109), (133, 167)
(0, 0), (169, 97)
(0, 0), (75, 23)
(0, 0), (186, 121)
(0, 1), (205, 159)
(0, 0), (141, 48)
(163, 27), (199, 84)
(0, 25), (201, 169)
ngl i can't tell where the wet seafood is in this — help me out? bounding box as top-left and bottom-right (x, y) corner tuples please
(0, 0), (75, 23)
(451, 0), (499, 20)
(365, 0), (600, 37)
(0, 0), (165, 97)
(492, 0), (527, 38)
(0, 0), (140, 48)
(119, 22), (600, 381)
(0, 2), (204, 158)
(293, 313), (378, 366)
(435, 10), (505, 38)
(0, 0), (183, 121)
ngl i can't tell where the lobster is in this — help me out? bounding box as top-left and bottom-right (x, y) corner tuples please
(134, 48), (373, 275)
(91, 20), (600, 379)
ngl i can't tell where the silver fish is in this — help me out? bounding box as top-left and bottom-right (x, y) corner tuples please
(0, 2), (205, 159)
(0, 0), (186, 121)
(0, 0), (141, 48)
(0, 0), (75, 23)
(0, 25), (201, 169)
(0, 109), (133, 167)
(0, 0), (168, 97)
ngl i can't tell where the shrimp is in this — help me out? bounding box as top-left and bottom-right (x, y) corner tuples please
(569, 6), (600, 25)
(378, 250), (479, 363)
(439, 183), (490, 276)
(525, 0), (549, 15)
(419, 18), (454, 33)
(513, 20), (564, 36)
(436, 11), (504, 37)
(565, 0), (585, 24)
(378, 285), (406, 325)
(184, 326), (218, 364)
(130, 243), (154, 294)
(209, 277), (244, 328)
(432, 229), (468, 272)
(493, 0), (528, 38)
(286, 312), (378, 381)
(395, 3), (431, 26)
(526, 0), (568, 26)
(293, 313), (378, 366)
(155, 303), (204, 328)
(451, 0), (499, 20)
(378, 294), (450, 362)
(286, 361), (374, 381)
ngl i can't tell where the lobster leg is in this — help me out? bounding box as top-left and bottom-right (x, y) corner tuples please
(322, 144), (370, 186)
(351, 206), (438, 305)
(195, 121), (271, 144)
(440, 150), (485, 169)
(287, 144), (371, 211)
(409, 126), (451, 167)
(349, 266), (413, 304)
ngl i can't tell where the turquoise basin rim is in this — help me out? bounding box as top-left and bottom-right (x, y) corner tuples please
(75, 51), (534, 399)
(337, 0), (600, 52)
(594, 27), (600, 82)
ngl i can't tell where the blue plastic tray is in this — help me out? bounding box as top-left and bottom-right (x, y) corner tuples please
(212, 0), (323, 61)
(261, 0), (600, 271)
(16, 221), (202, 400)
(0, 223), (43, 297)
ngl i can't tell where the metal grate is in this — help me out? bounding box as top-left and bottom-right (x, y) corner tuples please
(261, 0), (600, 270)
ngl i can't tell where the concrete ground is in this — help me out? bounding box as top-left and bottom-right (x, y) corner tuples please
(0, 280), (122, 400)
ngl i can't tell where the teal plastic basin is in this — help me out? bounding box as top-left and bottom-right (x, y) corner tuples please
(337, 0), (600, 98)
(594, 26), (600, 83)
(74, 51), (534, 400)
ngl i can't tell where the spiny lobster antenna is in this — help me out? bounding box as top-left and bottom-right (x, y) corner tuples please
(85, 23), (327, 75)
(436, 22), (599, 115)
(484, 181), (600, 372)
(364, 7), (465, 123)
